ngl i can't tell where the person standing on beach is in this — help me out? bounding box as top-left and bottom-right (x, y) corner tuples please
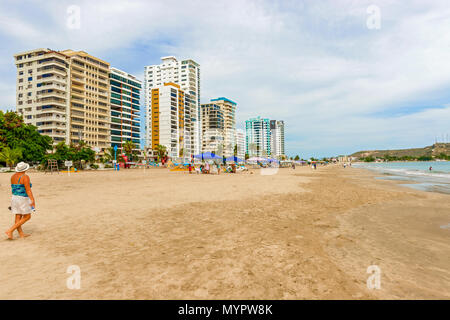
(5, 162), (35, 240)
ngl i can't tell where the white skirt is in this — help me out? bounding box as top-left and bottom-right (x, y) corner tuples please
(11, 195), (32, 215)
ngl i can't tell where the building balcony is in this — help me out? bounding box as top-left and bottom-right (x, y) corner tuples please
(37, 83), (67, 92)
(39, 59), (67, 69)
(37, 67), (67, 77)
(37, 123), (66, 130)
(36, 99), (67, 108)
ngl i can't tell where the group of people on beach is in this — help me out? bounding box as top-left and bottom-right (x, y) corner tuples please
(5, 162), (35, 240)
(188, 162), (238, 174)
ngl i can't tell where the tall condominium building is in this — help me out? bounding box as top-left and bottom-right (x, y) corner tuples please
(14, 49), (71, 144)
(270, 120), (285, 158)
(109, 67), (141, 151)
(144, 56), (201, 154)
(149, 82), (193, 160)
(209, 97), (237, 157)
(245, 116), (271, 157)
(234, 129), (246, 160)
(60, 50), (110, 150)
(200, 103), (224, 154)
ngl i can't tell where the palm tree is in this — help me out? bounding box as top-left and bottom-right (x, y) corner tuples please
(0, 147), (23, 167)
(155, 144), (167, 162)
(123, 140), (136, 159)
(103, 147), (115, 162)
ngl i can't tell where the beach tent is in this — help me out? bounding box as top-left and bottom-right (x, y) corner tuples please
(193, 152), (222, 161)
(248, 157), (269, 162)
(225, 156), (244, 163)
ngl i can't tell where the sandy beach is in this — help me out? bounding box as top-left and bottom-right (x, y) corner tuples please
(0, 165), (449, 299)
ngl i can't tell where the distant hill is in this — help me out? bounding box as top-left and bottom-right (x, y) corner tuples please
(351, 143), (450, 159)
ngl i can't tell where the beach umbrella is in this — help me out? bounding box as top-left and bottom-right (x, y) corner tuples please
(193, 152), (222, 160)
(248, 157), (269, 162)
(225, 156), (244, 163)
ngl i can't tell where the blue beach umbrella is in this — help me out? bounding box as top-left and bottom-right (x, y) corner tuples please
(225, 156), (244, 163)
(193, 152), (222, 160)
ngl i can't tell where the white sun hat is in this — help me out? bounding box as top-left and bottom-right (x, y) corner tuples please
(15, 162), (30, 172)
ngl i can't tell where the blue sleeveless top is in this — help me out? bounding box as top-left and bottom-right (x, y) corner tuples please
(11, 175), (32, 197)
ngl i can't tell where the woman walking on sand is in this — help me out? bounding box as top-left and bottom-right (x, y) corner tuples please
(5, 162), (35, 240)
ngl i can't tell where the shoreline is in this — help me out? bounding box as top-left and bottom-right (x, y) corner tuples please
(0, 165), (449, 299)
(353, 162), (450, 195)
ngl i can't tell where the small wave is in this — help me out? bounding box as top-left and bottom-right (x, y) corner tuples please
(355, 165), (450, 179)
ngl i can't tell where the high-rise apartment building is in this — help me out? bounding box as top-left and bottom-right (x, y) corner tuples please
(234, 129), (246, 160)
(14, 48), (147, 153)
(200, 103), (224, 154)
(144, 56), (201, 154)
(245, 116), (271, 157)
(109, 67), (141, 151)
(14, 49), (71, 144)
(60, 50), (110, 150)
(209, 97), (237, 157)
(270, 120), (285, 158)
(149, 82), (192, 160)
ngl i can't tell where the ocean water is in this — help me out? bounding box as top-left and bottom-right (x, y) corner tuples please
(353, 161), (450, 194)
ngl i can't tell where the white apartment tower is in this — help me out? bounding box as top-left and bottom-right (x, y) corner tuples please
(270, 120), (285, 158)
(144, 56), (200, 154)
(209, 97), (237, 158)
(14, 49), (71, 144)
(200, 103), (224, 155)
(14, 48), (112, 151)
(234, 129), (246, 160)
(245, 117), (271, 157)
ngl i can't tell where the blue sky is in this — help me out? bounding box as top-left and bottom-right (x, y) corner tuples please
(0, 0), (449, 158)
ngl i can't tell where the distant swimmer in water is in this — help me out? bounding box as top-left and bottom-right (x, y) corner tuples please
(429, 166), (432, 171)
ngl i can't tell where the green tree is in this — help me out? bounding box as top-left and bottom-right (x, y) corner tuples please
(154, 144), (167, 162)
(44, 142), (95, 169)
(436, 153), (449, 160)
(0, 111), (51, 163)
(417, 155), (432, 161)
(103, 147), (115, 163)
(0, 147), (23, 167)
(123, 140), (136, 160)
(294, 155), (300, 161)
